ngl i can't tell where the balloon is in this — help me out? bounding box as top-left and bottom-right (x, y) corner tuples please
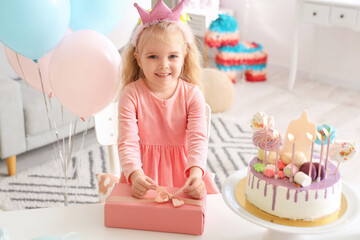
(49, 30), (121, 118)
(3, 29), (72, 95)
(69, 0), (127, 35)
(0, 0), (70, 60)
(4, 46), (52, 95)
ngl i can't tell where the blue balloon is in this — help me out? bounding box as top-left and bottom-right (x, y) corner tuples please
(0, 0), (70, 60)
(70, 0), (127, 35)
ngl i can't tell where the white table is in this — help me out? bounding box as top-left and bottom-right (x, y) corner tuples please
(288, 0), (360, 89)
(1, 191), (360, 240)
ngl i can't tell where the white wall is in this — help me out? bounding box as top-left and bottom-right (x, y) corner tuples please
(221, 0), (360, 89)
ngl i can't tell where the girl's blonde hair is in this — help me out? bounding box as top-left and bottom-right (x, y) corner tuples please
(121, 21), (202, 89)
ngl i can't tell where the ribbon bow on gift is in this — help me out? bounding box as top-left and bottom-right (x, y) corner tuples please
(154, 187), (185, 207)
(106, 184), (203, 208)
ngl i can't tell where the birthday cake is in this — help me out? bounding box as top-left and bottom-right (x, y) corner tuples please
(243, 111), (356, 221)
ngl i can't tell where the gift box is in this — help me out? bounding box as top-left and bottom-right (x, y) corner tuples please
(104, 183), (206, 235)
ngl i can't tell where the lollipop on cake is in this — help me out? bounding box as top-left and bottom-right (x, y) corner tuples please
(250, 112), (274, 131)
(252, 128), (281, 151)
(330, 140), (357, 175)
(251, 112), (277, 163)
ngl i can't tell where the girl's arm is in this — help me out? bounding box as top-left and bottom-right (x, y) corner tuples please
(185, 87), (208, 178)
(183, 88), (208, 199)
(117, 86), (144, 183)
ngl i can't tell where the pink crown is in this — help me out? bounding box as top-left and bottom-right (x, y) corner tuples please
(134, 0), (185, 25)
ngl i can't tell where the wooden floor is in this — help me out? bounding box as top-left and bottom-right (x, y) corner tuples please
(1, 65), (360, 183)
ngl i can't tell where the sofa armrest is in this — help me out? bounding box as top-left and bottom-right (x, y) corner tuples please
(0, 75), (26, 159)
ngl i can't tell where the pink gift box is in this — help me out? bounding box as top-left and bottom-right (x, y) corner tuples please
(104, 183), (206, 235)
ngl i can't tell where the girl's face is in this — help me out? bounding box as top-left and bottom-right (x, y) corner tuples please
(135, 35), (186, 90)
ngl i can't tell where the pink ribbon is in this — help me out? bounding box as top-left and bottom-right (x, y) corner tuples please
(107, 186), (203, 208)
(154, 186), (186, 207)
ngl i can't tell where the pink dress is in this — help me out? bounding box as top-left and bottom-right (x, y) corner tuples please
(117, 78), (218, 194)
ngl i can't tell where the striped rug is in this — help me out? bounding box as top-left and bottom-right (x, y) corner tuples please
(0, 115), (256, 210)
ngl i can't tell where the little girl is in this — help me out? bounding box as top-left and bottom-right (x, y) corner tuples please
(118, 0), (218, 199)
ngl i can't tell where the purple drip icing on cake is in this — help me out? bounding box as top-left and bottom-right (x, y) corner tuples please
(287, 189), (290, 200)
(257, 179), (260, 189)
(264, 182), (268, 197)
(325, 189), (327, 199)
(251, 175), (255, 189)
(272, 186), (277, 210)
(248, 157), (341, 211)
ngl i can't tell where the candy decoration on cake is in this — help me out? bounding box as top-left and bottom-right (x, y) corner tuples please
(252, 128), (281, 151)
(250, 111), (274, 131)
(294, 171), (312, 187)
(315, 124), (336, 145)
(299, 162), (317, 181)
(204, 14), (267, 83)
(329, 140), (357, 175)
(254, 162), (264, 173)
(263, 164), (276, 178)
(249, 110), (350, 183)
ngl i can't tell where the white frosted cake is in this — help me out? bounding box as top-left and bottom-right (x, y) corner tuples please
(245, 157), (341, 220)
(242, 111), (356, 221)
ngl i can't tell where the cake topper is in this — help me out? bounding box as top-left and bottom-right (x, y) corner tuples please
(281, 110), (317, 162)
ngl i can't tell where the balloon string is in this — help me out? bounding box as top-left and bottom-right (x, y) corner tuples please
(73, 118), (90, 204)
(15, 52), (28, 84)
(35, 62), (72, 206)
(67, 118), (77, 174)
(36, 62), (53, 132)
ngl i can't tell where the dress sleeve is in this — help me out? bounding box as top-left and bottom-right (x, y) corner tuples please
(117, 85), (143, 183)
(184, 87), (208, 178)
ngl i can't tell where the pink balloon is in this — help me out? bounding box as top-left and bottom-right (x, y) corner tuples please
(4, 46), (52, 95)
(49, 30), (121, 118)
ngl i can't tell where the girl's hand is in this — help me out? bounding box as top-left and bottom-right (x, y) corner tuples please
(130, 170), (157, 198)
(183, 176), (205, 199)
(183, 167), (205, 199)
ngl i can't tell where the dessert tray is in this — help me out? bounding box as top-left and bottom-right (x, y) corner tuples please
(222, 169), (360, 240)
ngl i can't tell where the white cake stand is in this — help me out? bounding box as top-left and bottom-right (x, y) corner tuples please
(222, 169), (360, 240)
